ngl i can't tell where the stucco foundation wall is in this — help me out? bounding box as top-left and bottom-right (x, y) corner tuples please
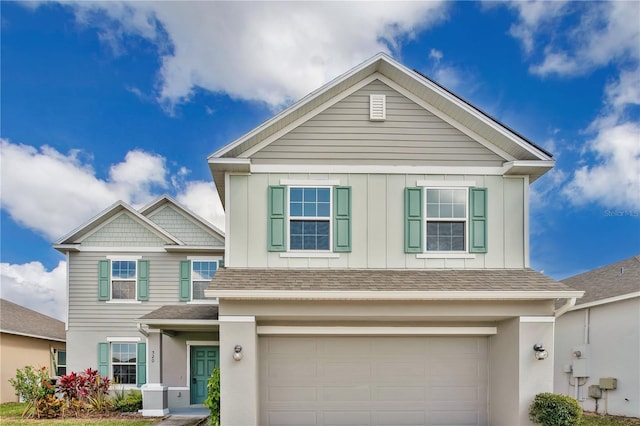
(0, 333), (65, 403)
(555, 298), (640, 417)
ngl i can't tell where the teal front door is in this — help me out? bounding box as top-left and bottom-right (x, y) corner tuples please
(190, 346), (219, 404)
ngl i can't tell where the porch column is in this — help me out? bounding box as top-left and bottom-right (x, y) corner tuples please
(141, 329), (169, 416)
(489, 317), (555, 425)
(219, 316), (258, 426)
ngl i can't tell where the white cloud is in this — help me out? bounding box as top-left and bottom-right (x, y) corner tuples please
(429, 48), (443, 62)
(0, 139), (223, 240)
(506, 1), (640, 77)
(43, 1), (449, 110)
(0, 261), (67, 321)
(176, 180), (225, 232)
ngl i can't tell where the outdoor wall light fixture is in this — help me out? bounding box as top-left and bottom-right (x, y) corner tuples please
(233, 345), (243, 361)
(533, 344), (548, 360)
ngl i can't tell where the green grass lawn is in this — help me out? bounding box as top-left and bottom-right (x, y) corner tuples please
(0, 402), (159, 425)
(581, 413), (640, 426)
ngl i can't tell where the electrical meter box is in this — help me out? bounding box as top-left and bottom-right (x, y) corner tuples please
(588, 385), (602, 399)
(600, 377), (617, 390)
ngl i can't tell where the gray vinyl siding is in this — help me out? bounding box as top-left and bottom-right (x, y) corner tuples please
(147, 205), (224, 247)
(251, 80), (506, 166)
(228, 173), (526, 269)
(81, 213), (166, 247)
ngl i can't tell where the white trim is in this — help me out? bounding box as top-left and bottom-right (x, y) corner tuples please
(416, 180), (476, 187)
(523, 175), (530, 268)
(251, 164), (507, 176)
(186, 340), (219, 346)
(240, 75), (379, 158)
(187, 299), (219, 305)
(79, 247), (167, 252)
(0, 330), (66, 343)
(106, 337), (141, 342)
(417, 253), (476, 259)
(520, 316), (556, 323)
(280, 179), (341, 186)
(568, 292), (640, 311)
(280, 252), (340, 259)
(218, 315), (256, 322)
(214, 290), (584, 300)
(257, 326), (497, 336)
(65, 252), (70, 331)
(106, 255), (142, 260)
(377, 74), (517, 162)
(224, 172), (230, 267)
(168, 386), (190, 391)
(187, 255), (223, 260)
(106, 300), (142, 304)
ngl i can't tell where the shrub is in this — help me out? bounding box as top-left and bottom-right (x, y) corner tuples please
(204, 367), (220, 426)
(57, 368), (111, 413)
(9, 366), (56, 418)
(35, 394), (65, 419)
(529, 392), (582, 426)
(113, 389), (143, 412)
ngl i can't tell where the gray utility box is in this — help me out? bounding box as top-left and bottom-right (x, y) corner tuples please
(599, 377), (617, 390)
(589, 385), (602, 399)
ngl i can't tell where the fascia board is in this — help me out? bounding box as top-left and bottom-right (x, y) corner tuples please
(568, 292), (640, 311)
(0, 329), (66, 343)
(206, 289), (585, 301)
(53, 200), (125, 244)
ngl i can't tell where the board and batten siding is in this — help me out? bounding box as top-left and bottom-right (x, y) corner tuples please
(228, 173), (526, 269)
(81, 213), (166, 247)
(147, 205), (224, 247)
(250, 80), (506, 166)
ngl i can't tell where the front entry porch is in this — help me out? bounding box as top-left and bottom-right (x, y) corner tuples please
(137, 305), (220, 417)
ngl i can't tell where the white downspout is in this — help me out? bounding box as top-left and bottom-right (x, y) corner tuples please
(137, 323), (149, 337)
(554, 297), (577, 318)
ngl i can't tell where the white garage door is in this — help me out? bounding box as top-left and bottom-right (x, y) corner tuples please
(259, 336), (488, 426)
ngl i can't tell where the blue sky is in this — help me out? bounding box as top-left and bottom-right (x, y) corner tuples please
(1, 1), (639, 320)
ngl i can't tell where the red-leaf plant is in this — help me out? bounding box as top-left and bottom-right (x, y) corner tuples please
(57, 368), (110, 406)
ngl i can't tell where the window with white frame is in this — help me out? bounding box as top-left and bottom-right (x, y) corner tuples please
(425, 188), (468, 252)
(111, 342), (137, 384)
(111, 260), (137, 300)
(289, 187), (331, 251)
(191, 260), (218, 300)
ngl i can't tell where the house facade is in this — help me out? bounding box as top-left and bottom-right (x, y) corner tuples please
(554, 255), (640, 418)
(0, 299), (66, 403)
(54, 195), (224, 415)
(198, 54), (582, 426)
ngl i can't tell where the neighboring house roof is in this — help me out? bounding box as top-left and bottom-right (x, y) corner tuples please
(53, 195), (223, 252)
(206, 268), (582, 300)
(0, 299), (66, 342)
(560, 255), (640, 308)
(208, 53), (555, 204)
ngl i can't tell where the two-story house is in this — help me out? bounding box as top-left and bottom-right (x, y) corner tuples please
(54, 195), (224, 415)
(195, 53), (582, 426)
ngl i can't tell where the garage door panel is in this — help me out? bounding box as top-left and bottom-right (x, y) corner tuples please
(260, 336), (488, 426)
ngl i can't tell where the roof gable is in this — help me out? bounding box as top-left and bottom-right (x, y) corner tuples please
(249, 79), (507, 167)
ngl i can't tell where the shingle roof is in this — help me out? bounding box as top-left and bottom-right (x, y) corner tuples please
(207, 268), (577, 295)
(561, 255), (640, 306)
(0, 299), (66, 342)
(139, 305), (218, 321)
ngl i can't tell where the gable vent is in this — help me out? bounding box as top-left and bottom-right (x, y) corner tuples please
(369, 94), (386, 121)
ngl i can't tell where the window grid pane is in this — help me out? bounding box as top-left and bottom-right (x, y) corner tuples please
(289, 187), (331, 251)
(290, 187), (330, 219)
(426, 221), (465, 252)
(193, 281), (208, 300)
(290, 220), (330, 250)
(426, 189), (466, 219)
(112, 281), (135, 299)
(192, 261), (217, 300)
(112, 343), (137, 385)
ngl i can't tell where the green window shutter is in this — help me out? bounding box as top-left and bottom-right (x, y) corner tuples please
(333, 186), (352, 252)
(218, 259), (224, 268)
(179, 260), (191, 301)
(137, 342), (147, 387)
(137, 260), (149, 301)
(469, 187), (488, 253)
(97, 342), (109, 378)
(405, 188), (423, 253)
(268, 186), (286, 252)
(98, 260), (110, 301)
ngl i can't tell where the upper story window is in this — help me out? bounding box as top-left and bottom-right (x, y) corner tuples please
(426, 188), (467, 252)
(289, 187), (331, 251)
(180, 258), (221, 302)
(98, 258), (148, 302)
(405, 185), (487, 256)
(111, 260), (137, 300)
(192, 261), (218, 300)
(268, 184), (351, 255)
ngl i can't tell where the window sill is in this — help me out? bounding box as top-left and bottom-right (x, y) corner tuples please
(416, 253), (476, 259)
(105, 300), (143, 304)
(280, 252), (341, 259)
